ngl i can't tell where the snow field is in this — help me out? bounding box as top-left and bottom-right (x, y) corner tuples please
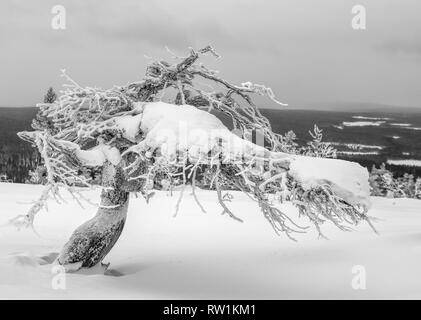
(0, 183), (420, 299)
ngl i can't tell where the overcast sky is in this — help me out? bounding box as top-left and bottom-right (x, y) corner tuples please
(0, 0), (420, 109)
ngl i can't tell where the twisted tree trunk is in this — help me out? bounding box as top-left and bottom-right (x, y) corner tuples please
(57, 162), (129, 271)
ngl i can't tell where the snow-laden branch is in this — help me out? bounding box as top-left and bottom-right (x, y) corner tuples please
(11, 131), (103, 229)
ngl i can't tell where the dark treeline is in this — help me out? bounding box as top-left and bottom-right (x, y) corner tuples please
(0, 107), (40, 182)
(0, 147), (40, 182)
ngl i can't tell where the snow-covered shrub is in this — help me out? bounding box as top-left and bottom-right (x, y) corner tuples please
(369, 164), (393, 197)
(369, 163), (421, 199)
(302, 125), (337, 158)
(26, 165), (48, 185)
(415, 178), (421, 199)
(278, 130), (299, 154)
(277, 125), (337, 158)
(398, 173), (416, 198)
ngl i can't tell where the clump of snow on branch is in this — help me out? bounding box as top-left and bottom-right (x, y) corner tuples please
(119, 101), (373, 238)
(289, 156), (371, 208)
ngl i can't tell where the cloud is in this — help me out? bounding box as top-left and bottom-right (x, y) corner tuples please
(0, 0), (421, 108)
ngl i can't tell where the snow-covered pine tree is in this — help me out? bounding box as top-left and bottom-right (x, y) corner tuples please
(397, 173), (415, 198)
(415, 178), (421, 199)
(369, 164), (421, 199)
(44, 87), (57, 103)
(27, 165), (48, 185)
(15, 46), (375, 272)
(369, 163), (394, 197)
(33, 87), (58, 132)
(303, 125), (337, 158)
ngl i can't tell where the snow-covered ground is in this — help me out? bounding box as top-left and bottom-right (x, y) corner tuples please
(337, 151), (380, 156)
(0, 183), (421, 299)
(390, 123), (412, 127)
(342, 121), (386, 127)
(352, 116), (392, 121)
(387, 159), (421, 167)
(326, 142), (384, 150)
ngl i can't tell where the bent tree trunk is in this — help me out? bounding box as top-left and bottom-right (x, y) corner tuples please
(57, 162), (129, 270)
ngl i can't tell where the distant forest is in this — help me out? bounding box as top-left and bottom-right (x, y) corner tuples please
(0, 107), (41, 182)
